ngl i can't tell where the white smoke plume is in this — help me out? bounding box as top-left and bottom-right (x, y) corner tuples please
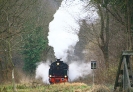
(35, 61), (92, 84)
(35, 61), (50, 84)
(36, 0), (98, 84)
(68, 61), (92, 81)
(48, 0), (98, 61)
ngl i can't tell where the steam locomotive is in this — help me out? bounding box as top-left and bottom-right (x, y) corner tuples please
(49, 59), (68, 84)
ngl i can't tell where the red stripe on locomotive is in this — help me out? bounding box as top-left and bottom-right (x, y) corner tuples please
(49, 76), (68, 84)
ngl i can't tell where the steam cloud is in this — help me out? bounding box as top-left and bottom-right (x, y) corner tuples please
(36, 0), (98, 83)
(68, 62), (92, 81)
(35, 61), (92, 84)
(48, 0), (98, 61)
(35, 61), (50, 84)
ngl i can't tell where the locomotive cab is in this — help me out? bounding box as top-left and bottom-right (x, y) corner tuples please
(49, 59), (68, 84)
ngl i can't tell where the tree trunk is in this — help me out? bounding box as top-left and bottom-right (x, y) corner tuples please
(97, 3), (110, 68)
(104, 8), (109, 68)
(127, 0), (132, 50)
(0, 59), (4, 82)
(97, 4), (104, 45)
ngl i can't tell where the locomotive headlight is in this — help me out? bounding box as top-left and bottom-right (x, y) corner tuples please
(64, 75), (67, 78)
(57, 62), (60, 65)
(49, 75), (52, 77)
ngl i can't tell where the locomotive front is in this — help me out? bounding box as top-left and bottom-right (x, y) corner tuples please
(49, 59), (68, 84)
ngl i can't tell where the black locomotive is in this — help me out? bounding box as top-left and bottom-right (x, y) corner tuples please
(49, 59), (68, 84)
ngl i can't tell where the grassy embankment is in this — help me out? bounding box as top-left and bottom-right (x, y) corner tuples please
(0, 82), (112, 92)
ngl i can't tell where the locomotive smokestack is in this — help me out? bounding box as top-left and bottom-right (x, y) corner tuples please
(56, 59), (60, 61)
(56, 59), (63, 63)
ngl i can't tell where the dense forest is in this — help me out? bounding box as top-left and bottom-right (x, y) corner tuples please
(0, 0), (59, 83)
(0, 0), (133, 88)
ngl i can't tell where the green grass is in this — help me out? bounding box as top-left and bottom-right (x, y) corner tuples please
(0, 83), (113, 92)
(0, 83), (90, 92)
